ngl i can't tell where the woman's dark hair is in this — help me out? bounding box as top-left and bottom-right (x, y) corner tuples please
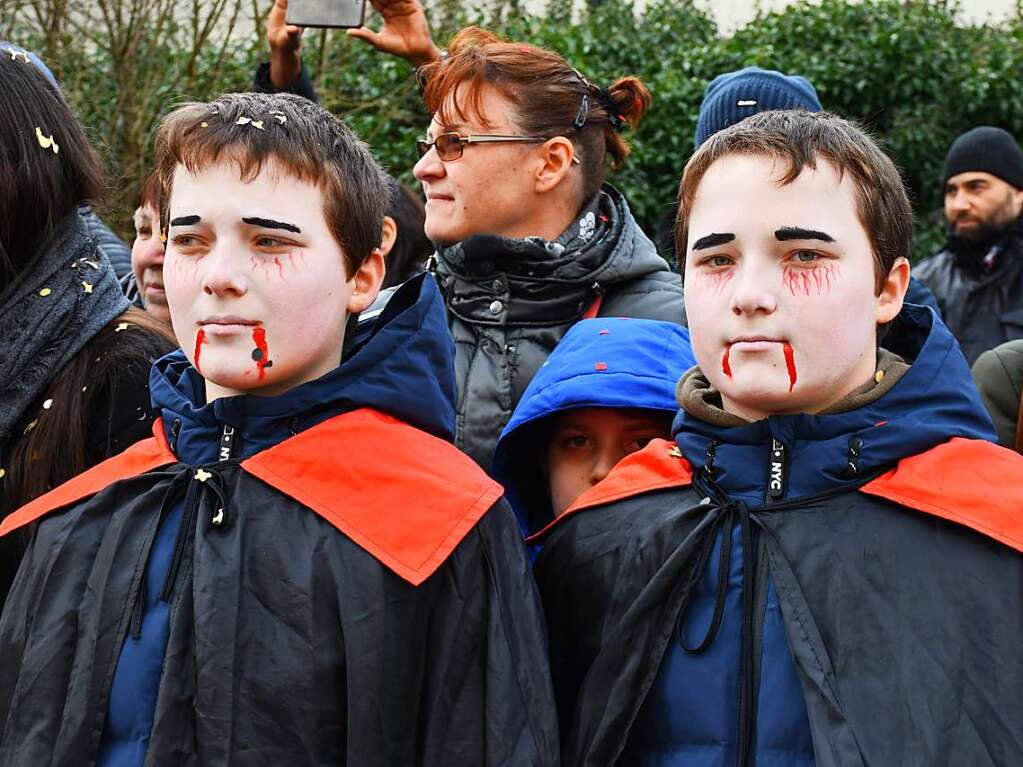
(382, 180), (433, 289)
(419, 27), (651, 205)
(0, 50), (103, 283)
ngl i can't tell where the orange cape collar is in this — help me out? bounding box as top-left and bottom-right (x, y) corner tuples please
(525, 436), (1023, 556)
(1, 409), (503, 586)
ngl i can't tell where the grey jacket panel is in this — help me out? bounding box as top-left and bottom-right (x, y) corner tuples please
(434, 186), (685, 468)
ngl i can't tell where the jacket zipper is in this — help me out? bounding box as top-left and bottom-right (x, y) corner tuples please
(736, 439), (789, 767)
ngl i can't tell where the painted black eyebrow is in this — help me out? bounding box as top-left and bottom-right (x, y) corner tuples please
(692, 232), (735, 250)
(242, 217), (302, 234)
(169, 215), (200, 227)
(775, 226), (835, 243)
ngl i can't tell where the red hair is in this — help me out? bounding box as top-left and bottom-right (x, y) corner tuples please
(419, 27), (651, 202)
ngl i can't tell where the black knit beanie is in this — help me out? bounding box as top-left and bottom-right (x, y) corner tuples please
(943, 126), (1023, 189)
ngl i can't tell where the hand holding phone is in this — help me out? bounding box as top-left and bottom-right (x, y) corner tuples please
(345, 0), (440, 68)
(287, 0), (367, 29)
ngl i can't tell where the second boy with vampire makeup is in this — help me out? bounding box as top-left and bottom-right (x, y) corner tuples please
(532, 110), (1023, 767)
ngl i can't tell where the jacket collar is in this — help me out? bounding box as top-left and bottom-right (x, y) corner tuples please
(673, 305), (996, 504)
(433, 185), (666, 326)
(151, 273), (458, 465)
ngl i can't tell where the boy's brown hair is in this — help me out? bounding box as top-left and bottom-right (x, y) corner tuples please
(154, 92), (387, 273)
(675, 110), (912, 293)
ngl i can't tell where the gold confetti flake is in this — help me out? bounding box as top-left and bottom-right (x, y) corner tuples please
(81, 385), (88, 392)
(875, 370), (885, 383)
(42, 399), (53, 410)
(668, 445), (682, 458)
(200, 121), (209, 128)
(195, 468), (212, 482)
(23, 419), (37, 435)
(38, 288), (51, 297)
(270, 112), (287, 124)
(115, 322), (130, 332)
(71, 261), (77, 267)
(82, 259), (99, 269)
(0, 468), (5, 479)
(35, 127), (59, 154)
(251, 120), (265, 130)
(82, 281), (93, 294)
(236, 116), (252, 126)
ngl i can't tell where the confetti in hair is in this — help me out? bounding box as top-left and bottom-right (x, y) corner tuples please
(35, 127), (58, 154)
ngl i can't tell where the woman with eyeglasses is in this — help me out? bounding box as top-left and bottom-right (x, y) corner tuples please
(398, 23), (685, 468)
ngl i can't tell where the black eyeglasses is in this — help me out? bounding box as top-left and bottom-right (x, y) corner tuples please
(416, 132), (547, 162)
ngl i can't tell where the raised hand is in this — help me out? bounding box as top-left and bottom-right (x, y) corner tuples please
(346, 0), (441, 68)
(267, 0), (304, 88)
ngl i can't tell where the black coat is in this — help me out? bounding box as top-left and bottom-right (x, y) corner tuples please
(914, 218), (1023, 363)
(434, 186), (685, 468)
(0, 275), (559, 766)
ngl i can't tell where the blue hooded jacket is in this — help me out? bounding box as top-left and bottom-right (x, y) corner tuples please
(98, 274), (457, 766)
(617, 304), (996, 766)
(492, 317), (694, 540)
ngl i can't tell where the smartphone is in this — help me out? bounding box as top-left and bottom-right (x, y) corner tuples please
(286, 0), (366, 28)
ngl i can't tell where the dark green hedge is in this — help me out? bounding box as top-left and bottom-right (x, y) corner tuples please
(8, 0), (1023, 259)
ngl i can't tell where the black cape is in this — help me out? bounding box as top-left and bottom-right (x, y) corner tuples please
(534, 439), (1023, 766)
(0, 411), (559, 766)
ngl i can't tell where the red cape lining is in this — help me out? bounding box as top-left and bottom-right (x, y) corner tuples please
(525, 436), (1023, 556)
(1, 409), (503, 586)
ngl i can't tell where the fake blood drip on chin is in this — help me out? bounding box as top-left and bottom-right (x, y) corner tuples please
(193, 329), (206, 374)
(251, 327), (272, 380)
(783, 342), (797, 392)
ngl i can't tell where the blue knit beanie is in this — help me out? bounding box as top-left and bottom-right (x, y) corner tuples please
(0, 41), (59, 88)
(694, 66), (822, 148)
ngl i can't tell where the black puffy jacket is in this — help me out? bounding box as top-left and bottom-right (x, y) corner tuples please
(914, 218), (1023, 364)
(433, 185), (685, 468)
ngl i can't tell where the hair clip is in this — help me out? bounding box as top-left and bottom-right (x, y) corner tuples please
(35, 127), (59, 154)
(596, 87), (626, 132)
(573, 94), (589, 131)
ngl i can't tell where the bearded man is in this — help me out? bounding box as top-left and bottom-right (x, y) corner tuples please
(916, 125), (1023, 363)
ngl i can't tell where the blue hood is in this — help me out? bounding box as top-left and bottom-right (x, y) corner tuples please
(675, 304), (997, 503)
(150, 273), (456, 465)
(493, 317), (694, 537)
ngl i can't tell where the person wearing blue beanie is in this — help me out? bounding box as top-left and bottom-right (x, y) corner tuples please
(694, 66), (822, 148)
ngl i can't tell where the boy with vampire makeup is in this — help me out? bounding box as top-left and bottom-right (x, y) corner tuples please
(0, 92), (559, 766)
(532, 110), (1023, 766)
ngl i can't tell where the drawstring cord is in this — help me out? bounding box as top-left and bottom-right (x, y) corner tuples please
(674, 463), (891, 766)
(127, 465), (233, 639)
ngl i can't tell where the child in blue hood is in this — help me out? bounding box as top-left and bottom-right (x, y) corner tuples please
(493, 317), (694, 538)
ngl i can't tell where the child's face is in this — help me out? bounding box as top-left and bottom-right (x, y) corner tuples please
(546, 407), (671, 517)
(683, 154), (907, 421)
(164, 159), (382, 401)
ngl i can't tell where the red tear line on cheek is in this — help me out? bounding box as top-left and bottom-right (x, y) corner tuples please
(783, 342), (797, 392)
(193, 328), (206, 375)
(722, 346), (732, 378)
(251, 326), (271, 380)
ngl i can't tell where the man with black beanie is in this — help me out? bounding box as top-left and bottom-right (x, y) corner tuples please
(916, 125), (1023, 363)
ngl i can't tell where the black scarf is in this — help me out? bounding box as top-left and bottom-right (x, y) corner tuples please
(0, 211), (129, 444)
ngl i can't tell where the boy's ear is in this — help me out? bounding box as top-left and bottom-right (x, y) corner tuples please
(347, 249), (386, 315)
(534, 136), (577, 194)
(380, 215), (398, 258)
(876, 256), (911, 325)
